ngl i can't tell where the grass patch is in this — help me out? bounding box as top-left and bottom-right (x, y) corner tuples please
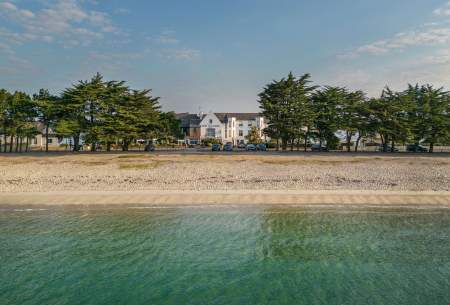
(117, 154), (148, 159)
(119, 161), (164, 170)
(77, 161), (108, 166)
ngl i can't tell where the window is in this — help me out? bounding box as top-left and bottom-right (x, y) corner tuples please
(248, 123), (252, 127)
(206, 128), (215, 137)
(33, 137), (37, 145)
(239, 123), (243, 127)
(209, 119), (213, 124)
(47, 138), (53, 144)
(239, 130), (243, 136)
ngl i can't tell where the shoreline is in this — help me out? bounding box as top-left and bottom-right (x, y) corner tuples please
(1, 190), (449, 207)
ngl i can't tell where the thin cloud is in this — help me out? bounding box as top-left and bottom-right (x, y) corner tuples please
(163, 48), (200, 61)
(0, 0), (121, 50)
(434, 1), (450, 16)
(338, 3), (450, 59)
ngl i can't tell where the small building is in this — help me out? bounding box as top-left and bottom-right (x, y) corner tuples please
(177, 112), (267, 145)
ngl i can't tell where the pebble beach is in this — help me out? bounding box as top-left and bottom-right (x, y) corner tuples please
(1, 153), (449, 192)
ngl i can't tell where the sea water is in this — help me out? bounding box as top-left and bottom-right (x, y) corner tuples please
(0, 205), (448, 305)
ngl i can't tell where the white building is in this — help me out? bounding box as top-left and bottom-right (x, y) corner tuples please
(198, 112), (267, 144)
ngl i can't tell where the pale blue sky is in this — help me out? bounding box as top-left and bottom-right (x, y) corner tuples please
(1, 0), (450, 112)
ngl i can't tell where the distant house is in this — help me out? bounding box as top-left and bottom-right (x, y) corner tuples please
(176, 113), (203, 145)
(176, 112), (267, 145)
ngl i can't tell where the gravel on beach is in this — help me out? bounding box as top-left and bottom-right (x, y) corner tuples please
(0, 153), (449, 193)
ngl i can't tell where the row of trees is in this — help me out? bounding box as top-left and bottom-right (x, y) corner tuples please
(259, 73), (450, 152)
(0, 73), (182, 153)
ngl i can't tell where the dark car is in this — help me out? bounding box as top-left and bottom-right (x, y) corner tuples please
(311, 144), (328, 152)
(377, 145), (399, 152)
(223, 143), (233, 151)
(406, 144), (428, 152)
(144, 143), (155, 151)
(256, 143), (267, 151)
(246, 144), (257, 151)
(211, 143), (222, 151)
(237, 143), (246, 149)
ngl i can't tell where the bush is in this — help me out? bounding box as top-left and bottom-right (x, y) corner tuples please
(201, 138), (222, 146)
(326, 135), (340, 150)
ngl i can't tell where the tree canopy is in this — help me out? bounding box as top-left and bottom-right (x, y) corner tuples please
(258, 72), (450, 152)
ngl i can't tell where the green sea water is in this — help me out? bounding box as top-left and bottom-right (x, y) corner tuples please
(0, 205), (449, 305)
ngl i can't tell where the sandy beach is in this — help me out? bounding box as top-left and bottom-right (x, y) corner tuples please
(1, 152), (449, 205)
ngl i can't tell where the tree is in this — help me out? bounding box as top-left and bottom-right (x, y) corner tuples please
(258, 72), (316, 151)
(34, 89), (59, 152)
(158, 111), (183, 144)
(339, 90), (366, 152)
(311, 86), (345, 149)
(4, 92), (36, 153)
(246, 126), (262, 144)
(114, 89), (161, 151)
(0, 89), (9, 152)
(368, 88), (410, 152)
(406, 84), (449, 152)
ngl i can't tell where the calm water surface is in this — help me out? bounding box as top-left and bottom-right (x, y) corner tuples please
(0, 205), (449, 305)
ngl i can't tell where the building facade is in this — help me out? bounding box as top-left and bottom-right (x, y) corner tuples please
(177, 112), (267, 145)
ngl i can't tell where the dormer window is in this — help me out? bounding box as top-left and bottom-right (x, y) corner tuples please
(209, 119), (213, 124)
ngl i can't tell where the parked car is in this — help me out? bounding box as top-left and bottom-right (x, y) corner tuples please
(377, 145), (399, 152)
(237, 143), (246, 149)
(211, 144), (222, 151)
(144, 143), (155, 151)
(246, 144), (257, 151)
(406, 144), (428, 152)
(223, 143), (233, 151)
(311, 144), (328, 152)
(256, 143), (267, 151)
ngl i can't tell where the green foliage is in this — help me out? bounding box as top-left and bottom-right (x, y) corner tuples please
(0, 73), (182, 153)
(201, 138), (222, 146)
(246, 126), (262, 144)
(258, 73), (450, 152)
(259, 72), (317, 150)
(1, 72), (449, 154)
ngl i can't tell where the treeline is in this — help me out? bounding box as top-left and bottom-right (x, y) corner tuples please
(0, 73), (182, 153)
(259, 73), (450, 152)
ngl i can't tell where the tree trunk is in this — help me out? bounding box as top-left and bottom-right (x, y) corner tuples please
(354, 134), (362, 152)
(304, 130), (308, 152)
(3, 134), (7, 152)
(290, 139), (294, 151)
(122, 140), (129, 151)
(9, 135), (13, 152)
(45, 126), (49, 152)
(281, 138), (287, 151)
(19, 137), (23, 153)
(391, 139), (395, 153)
(380, 134), (387, 152)
(276, 138), (280, 151)
(15, 136), (19, 153)
(106, 142), (111, 152)
(346, 131), (352, 152)
(73, 135), (80, 152)
(25, 137), (29, 152)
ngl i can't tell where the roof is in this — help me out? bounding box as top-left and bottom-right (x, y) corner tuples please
(214, 113), (261, 123)
(33, 122), (57, 134)
(175, 113), (203, 128)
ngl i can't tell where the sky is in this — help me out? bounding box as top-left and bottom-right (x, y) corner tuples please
(1, 0), (450, 112)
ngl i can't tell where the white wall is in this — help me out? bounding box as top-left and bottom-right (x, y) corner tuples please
(199, 113), (224, 141)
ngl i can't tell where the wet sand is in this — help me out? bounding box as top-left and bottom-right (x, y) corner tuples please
(0, 190), (449, 207)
